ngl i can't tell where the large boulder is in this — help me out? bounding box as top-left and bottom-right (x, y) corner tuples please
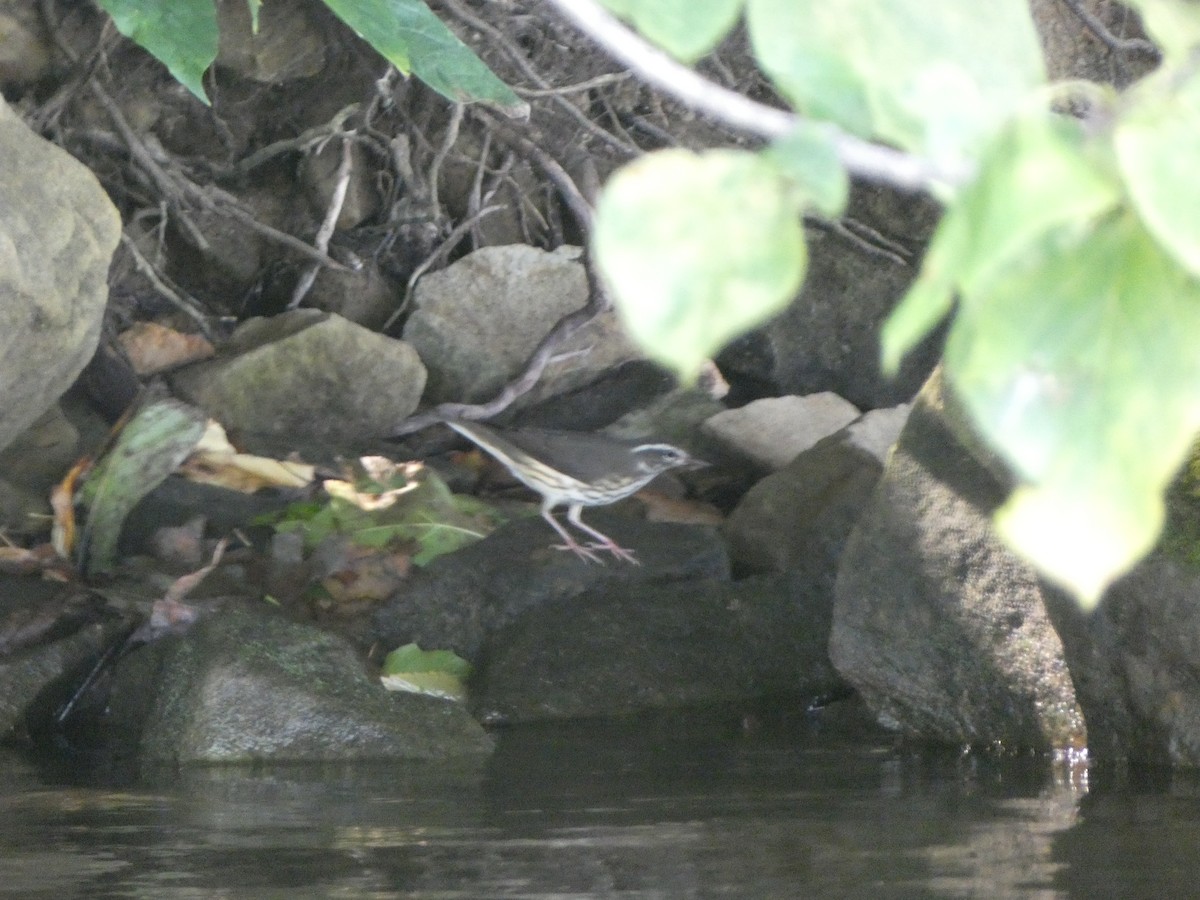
(0, 95), (120, 453)
(830, 374), (1086, 752)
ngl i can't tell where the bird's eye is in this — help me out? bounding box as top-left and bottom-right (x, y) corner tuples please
(666, 449), (686, 465)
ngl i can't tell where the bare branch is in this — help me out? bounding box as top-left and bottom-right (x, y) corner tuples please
(542, 0), (967, 192)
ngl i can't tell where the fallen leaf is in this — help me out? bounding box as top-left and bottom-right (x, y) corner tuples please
(179, 420), (315, 491)
(118, 322), (214, 375)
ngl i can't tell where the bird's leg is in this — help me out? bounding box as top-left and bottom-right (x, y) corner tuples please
(541, 504), (604, 563)
(566, 505), (641, 565)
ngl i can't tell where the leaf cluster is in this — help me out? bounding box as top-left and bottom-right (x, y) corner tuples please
(592, 0), (1200, 605)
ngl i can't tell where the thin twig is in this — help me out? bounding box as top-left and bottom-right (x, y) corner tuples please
(289, 136), (354, 309)
(543, 0), (966, 192)
(380, 203), (504, 332)
(1057, 0), (1161, 59)
(119, 233), (215, 337)
(427, 102), (463, 215)
(515, 71), (633, 97)
(202, 182), (350, 270)
(227, 104), (360, 177)
(475, 109), (595, 234)
(437, 0), (640, 157)
(90, 84), (210, 250)
(389, 130), (609, 436)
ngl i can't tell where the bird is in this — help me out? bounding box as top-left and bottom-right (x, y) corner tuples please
(444, 418), (704, 564)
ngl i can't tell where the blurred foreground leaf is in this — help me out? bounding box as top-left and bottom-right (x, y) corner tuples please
(945, 213), (1200, 605)
(599, 0), (743, 62)
(594, 148), (807, 381)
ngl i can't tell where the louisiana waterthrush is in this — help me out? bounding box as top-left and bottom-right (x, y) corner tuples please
(445, 418), (704, 564)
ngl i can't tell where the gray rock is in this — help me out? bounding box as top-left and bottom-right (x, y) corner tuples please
(702, 392), (861, 470)
(171, 309), (426, 452)
(1041, 483), (1200, 767)
(110, 603), (492, 765)
(717, 185), (943, 409)
(829, 376), (1085, 752)
(373, 510), (729, 661)
(0, 615), (127, 737)
(1031, 0), (1157, 87)
(0, 405), (80, 533)
(0, 95), (120, 453)
(404, 245), (642, 405)
(845, 403), (911, 463)
(305, 260), (398, 330)
(0, 10), (52, 86)
(474, 572), (846, 723)
(723, 431), (883, 576)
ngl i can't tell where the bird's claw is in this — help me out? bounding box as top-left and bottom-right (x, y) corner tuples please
(585, 541), (640, 565)
(552, 540), (605, 564)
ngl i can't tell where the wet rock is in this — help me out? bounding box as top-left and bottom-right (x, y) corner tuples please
(0, 586), (127, 737)
(1030, 0), (1158, 87)
(107, 602), (492, 764)
(372, 511), (729, 661)
(829, 375), (1085, 752)
(0, 95), (121, 453)
(171, 309), (426, 452)
(403, 245), (642, 406)
(474, 571), (846, 723)
(304, 260), (397, 330)
(1041, 476), (1200, 767)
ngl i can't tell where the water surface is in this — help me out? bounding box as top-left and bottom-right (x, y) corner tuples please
(0, 708), (1195, 898)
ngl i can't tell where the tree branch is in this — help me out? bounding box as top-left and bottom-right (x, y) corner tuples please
(542, 0), (967, 192)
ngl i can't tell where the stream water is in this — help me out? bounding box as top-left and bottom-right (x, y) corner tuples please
(0, 706), (1195, 898)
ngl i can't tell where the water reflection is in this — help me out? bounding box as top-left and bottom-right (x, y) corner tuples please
(0, 709), (1197, 897)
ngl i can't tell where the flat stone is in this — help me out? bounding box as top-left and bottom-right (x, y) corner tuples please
(702, 392), (861, 470)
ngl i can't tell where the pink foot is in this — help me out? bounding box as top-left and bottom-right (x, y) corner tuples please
(551, 539), (605, 564)
(586, 540), (641, 565)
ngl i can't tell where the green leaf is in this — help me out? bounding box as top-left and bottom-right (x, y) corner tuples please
(600, 0), (744, 62)
(1119, 0), (1200, 61)
(765, 122), (850, 217)
(1115, 67), (1200, 279)
(746, 0), (872, 134)
(381, 643), (471, 700)
(383, 643), (472, 678)
(882, 111), (1121, 373)
(945, 212), (1200, 605)
(81, 401), (208, 575)
(748, 0), (1044, 168)
(320, 0), (527, 115)
(270, 466), (491, 564)
(97, 0), (218, 104)
(594, 148), (807, 381)
(880, 269), (958, 376)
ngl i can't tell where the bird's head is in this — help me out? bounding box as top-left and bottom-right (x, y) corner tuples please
(631, 443), (707, 475)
